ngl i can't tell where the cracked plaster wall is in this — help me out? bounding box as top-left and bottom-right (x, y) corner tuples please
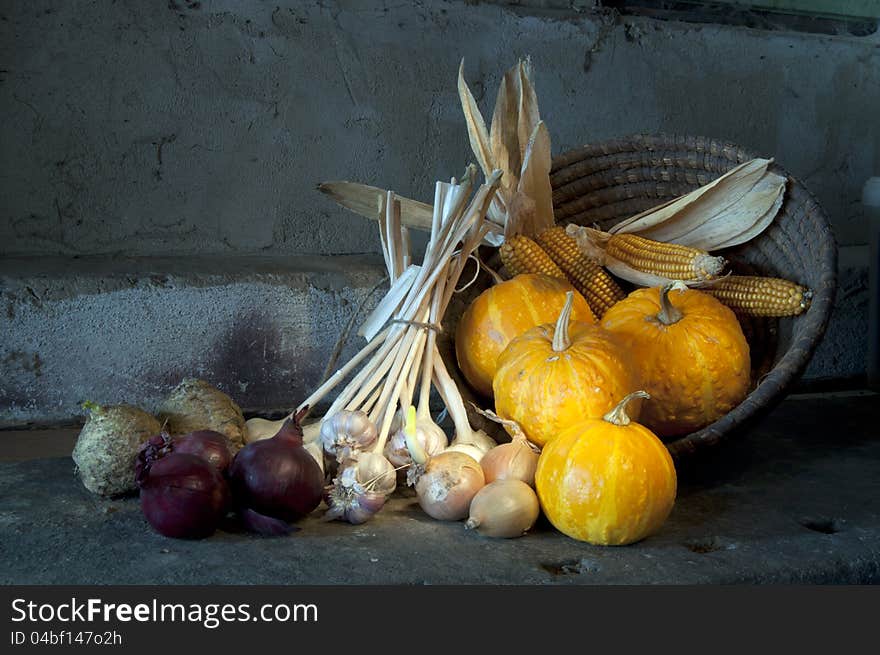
(2, 0), (877, 257)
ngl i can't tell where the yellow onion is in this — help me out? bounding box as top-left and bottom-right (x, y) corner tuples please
(472, 407), (540, 486)
(415, 451), (485, 521)
(465, 479), (540, 538)
(481, 440), (540, 487)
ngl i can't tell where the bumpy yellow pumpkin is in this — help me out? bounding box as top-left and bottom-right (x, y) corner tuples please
(601, 283), (750, 438)
(455, 274), (595, 398)
(535, 391), (677, 546)
(492, 292), (639, 448)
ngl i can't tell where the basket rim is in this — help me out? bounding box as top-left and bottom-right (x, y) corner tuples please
(550, 133), (839, 460)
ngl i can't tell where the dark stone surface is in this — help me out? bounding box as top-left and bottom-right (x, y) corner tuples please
(1, 393), (878, 585)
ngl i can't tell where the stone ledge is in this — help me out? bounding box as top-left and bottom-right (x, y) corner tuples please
(0, 393), (877, 584)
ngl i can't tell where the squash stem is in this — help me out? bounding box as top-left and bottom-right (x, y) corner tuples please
(551, 291), (574, 352)
(655, 283), (684, 326)
(603, 391), (651, 426)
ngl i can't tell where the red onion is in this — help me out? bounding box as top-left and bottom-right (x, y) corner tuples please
(134, 432), (173, 484)
(138, 452), (230, 539)
(228, 407), (323, 529)
(174, 430), (233, 473)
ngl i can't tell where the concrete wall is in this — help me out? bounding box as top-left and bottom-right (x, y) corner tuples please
(3, 0), (877, 256)
(1, 0), (877, 425)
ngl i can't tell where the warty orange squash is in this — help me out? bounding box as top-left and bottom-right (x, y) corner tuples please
(492, 291), (638, 447)
(601, 283), (750, 438)
(454, 273), (595, 398)
(535, 391), (677, 546)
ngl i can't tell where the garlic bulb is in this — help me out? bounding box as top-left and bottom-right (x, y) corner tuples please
(444, 442), (486, 463)
(244, 417), (283, 443)
(385, 420), (447, 468)
(448, 428), (496, 455)
(468, 429), (499, 454)
(320, 410), (378, 461)
(415, 451), (485, 521)
(465, 479), (540, 538)
(322, 466), (386, 525)
(481, 439), (540, 487)
(304, 440), (325, 476)
(302, 420), (321, 444)
(352, 451), (397, 496)
(245, 416), (321, 444)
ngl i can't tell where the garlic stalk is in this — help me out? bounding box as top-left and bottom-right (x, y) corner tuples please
(300, 167), (501, 474)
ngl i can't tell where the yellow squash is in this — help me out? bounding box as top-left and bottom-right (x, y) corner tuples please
(535, 392), (677, 546)
(492, 291), (638, 447)
(601, 283), (750, 437)
(455, 273), (595, 398)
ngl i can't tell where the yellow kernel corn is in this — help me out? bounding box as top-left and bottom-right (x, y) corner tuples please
(702, 275), (813, 317)
(605, 233), (727, 282)
(536, 226), (626, 317)
(500, 234), (566, 280)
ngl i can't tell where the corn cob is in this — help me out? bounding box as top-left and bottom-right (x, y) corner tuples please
(536, 226), (627, 317)
(702, 275), (813, 317)
(604, 233), (727, 282)
(500, 234), (567, 280)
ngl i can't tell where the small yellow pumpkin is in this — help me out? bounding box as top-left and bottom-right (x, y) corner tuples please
(535, 391), (677, 546)
(492, 291), (639, 448)
(601, 283), (750, 438)
(455, 273), (595, 398)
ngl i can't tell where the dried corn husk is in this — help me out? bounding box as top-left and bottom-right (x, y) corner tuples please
(317, 180), (435, 232)
(317, 181), (505, 245)
(566, 157), (786, 287)
(317, 58), (551, 249)
(457, 58), (554, 242)
(607, 158), (786, 251)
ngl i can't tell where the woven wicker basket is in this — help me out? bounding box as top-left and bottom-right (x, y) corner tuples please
(440, 134), (837, 461)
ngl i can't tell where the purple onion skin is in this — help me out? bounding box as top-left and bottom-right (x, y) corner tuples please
(174, 430), (233, 473)
(239, 508), (299, 536)
(229, 413), (323, 524)
(135, 432), (174, 485)
(140, 453), (230, 539)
